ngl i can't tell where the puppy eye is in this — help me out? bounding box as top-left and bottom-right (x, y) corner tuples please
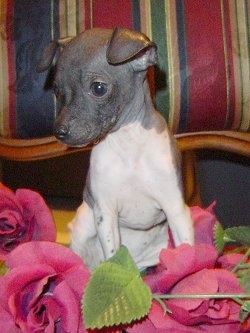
(90, 81), (108, 97)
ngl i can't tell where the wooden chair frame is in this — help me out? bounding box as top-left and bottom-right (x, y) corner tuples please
(0, 131), (249, 206)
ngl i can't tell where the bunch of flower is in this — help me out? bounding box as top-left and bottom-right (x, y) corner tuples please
(0, 182), (249, 332)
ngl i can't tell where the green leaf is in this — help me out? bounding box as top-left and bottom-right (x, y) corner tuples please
(107, 245), (139, 274)
(82, 246), (152, 329)
(0, 261), (8, 276)
(213, 222), (226, 253)
(239, 301), (250, 323)
(225, 227), (250, 247)
(213, 224), (250, 253)
(239, 269), (250, 293)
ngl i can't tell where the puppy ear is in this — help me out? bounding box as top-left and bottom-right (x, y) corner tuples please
(36, 37), (73, 72)
(107, 28), (157, 71)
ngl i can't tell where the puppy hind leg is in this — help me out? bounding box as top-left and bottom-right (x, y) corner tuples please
(69, 201), (104, 270)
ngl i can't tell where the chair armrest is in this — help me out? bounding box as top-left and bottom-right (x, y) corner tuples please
(0, 136), (91, 161)
(176, 131), (250, 157)
(176, 130), (250, 206)
(1, 131), (249, 161)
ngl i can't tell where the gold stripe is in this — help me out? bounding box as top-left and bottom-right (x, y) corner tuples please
(66, 0), (77, 36)
(228, 0), (242, 130)
(59, 0), (67, 37)
(0, 0), (10, 136)
(220, 0), (231, 129)
(235, 0), (250, 131)
(165, 0), (181, 133)
(139, 0), (152, 38)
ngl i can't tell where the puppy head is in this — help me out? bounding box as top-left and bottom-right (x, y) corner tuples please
(37, 28), (157, 147)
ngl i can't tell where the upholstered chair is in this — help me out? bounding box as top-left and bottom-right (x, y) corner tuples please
(0, 1), (249, 229)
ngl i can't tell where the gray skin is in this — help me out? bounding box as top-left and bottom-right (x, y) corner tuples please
(38, 28), (164, 146)
(37, 28), (194, 270)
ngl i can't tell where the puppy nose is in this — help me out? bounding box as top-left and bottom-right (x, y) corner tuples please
(54, 125), (70, 139)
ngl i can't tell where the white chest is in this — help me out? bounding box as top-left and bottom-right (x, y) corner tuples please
(89, 124), (178, 229)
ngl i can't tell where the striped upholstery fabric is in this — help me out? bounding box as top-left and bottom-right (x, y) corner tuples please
(142, 0), (250, 133)
(0, 0), (249, 138)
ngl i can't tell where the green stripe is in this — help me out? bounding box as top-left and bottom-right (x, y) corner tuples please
(150, 0), (170, 122)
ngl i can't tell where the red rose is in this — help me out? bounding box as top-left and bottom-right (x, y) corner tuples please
(166, 268), (244, 328)
(144, 243), (218, 293)
(0, 183), (56, 259)
(190, 202), (217, 245)
(136, 243), (248, 332)
(0, 241), (90, 332)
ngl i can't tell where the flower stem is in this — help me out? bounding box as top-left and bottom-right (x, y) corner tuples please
(153, 293), (250, 300)
(153, 295), (172, 314)
(232, 248), (250, 274)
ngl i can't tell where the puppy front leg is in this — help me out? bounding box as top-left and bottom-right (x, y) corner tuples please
(166, 203), (194, 246)
(69, 201), (105, 270)
(93, 206), (120, 260)
(158, 180), (194, 246)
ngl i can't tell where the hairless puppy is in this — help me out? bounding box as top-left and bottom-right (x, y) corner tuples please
(38, 28), (194, 270)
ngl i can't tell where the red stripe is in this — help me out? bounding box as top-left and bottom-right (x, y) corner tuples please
(84, 0), (92, 29)
(6, 0), (16, 137)
(92, 0), (133, 29)
(184, 0), (228, 131)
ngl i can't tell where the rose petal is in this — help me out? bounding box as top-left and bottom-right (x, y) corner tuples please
(0, 187), (23, 212)
(0, 264), (56, 309)
(5, 241), (89, 273)
(166, 269), (243, 326)
(144, 244), (218, 293)
(201, 323), (242, 333)
(190, 202), (217, 245)
(160, 244), (217, 271)
(0, 184), (56, 260)
(63, 264), (90, 296)
(0, 305), (20, 333)
(23, 281), (80, 333)
(214, 268), (244, 294)
(148, 301), (202, 332)
(52, 280), (84, 332)
(127, 317), (156, 333)
(168, 269), (218, 311)
(217, 253), (245, 270)
(15, 189), (56, 242)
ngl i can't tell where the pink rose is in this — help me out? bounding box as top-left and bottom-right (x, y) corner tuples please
(166, 268), (243, 327)
(144, 243), (218, 293)
(135, 243), (248, 332)
(190, 202), (217, 245)
(0, 183), (56, 259)
(0, 241), (90, 332)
